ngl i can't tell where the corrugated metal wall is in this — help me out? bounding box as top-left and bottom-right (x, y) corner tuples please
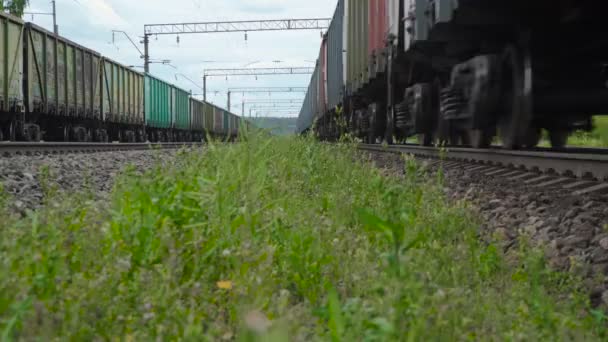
(25, 23), (101, 119)
(144, 74), (171, 129)
(0, 13), (24, 113)
(102, 59), (144, 125)
(173, 87), (190, 130)
(326, 0), (344, 111)
(297, 62), (320, 133)
(190, 97), (205, 132)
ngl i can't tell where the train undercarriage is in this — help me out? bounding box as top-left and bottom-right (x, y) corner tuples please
(317, 1), (608, 149)
(0, 113), (206, 143)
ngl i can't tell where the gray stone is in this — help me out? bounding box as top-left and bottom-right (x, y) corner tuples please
(487, 199), (502, 209)
(600, 237), (608, 250)
(591, 247), (608, 263)
(602, 291), (608, 306)
(559, 235), (590, 249)
(582, 201), (596, 211)
(573, 213), (598, 225)
(564, 208), (579, 220)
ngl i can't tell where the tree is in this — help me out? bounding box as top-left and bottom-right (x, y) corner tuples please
(0, 0), (29, 17)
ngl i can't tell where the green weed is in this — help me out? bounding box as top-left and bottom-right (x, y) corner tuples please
(0, 132), (605, 340)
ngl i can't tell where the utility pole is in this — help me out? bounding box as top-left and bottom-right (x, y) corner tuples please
(143, 18), (330, 72)
(52, 0), (57, 34)
(24, 2), (59, 34)
(143, 34), (150, 73)
(203, 75), (207, 101)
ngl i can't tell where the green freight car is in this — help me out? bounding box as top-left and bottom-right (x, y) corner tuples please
(101, 58), (145, 142)
(172, 86), (190, 140)
(0, 12), (24, 142)
(144, 74), (191, 142)
(24, 22), (102, 142)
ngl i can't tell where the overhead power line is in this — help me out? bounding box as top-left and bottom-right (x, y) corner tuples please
(204, 67), (314, 77)
(228, 87), (308, 94)
(144, 18), (331, 35)
(143, 18), (330, 72)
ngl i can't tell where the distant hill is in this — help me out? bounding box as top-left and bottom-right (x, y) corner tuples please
(248, 117), (298, 135)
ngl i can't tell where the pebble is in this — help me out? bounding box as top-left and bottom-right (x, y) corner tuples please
(364, 150), (608, 307)
(0, 149), (180, 211)
(600, 237), (608, 250)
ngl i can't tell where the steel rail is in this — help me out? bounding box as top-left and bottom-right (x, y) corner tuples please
(0, 142), (203, 157)
(359, 144), (608, 181)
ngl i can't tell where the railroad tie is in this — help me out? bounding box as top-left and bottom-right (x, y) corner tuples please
(572, 183), (608, 196)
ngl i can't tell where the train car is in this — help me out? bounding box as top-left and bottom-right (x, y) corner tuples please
(203, 100), (214, 137)
(0, 12), (24, 142)
(0, 11), (248, 143)
(212, 105), (223, 136)
(190, 96), (206, 141)
(144, 74), (191, 142)
(101, 58), (145, 142)
(297, 61), (320, 134)
(24, 22), (102, 142)
(301, 0), (608, 150)
(172, 86), (190, 141)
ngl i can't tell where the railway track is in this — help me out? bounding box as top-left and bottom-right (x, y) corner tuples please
(359, 144), (608, 196)
(0, 142), (203, 157)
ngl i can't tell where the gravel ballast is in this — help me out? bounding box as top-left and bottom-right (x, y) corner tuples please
(0, 149), (183, 214)
(364, 150), (608, 307)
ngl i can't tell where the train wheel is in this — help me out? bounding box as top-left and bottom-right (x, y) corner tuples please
(63, 125), (71, 142)
(499, 45), (533, 149)
(522, 126), (541, 148)
(385, 107), (395, 145)
(8, 120), (17, 141)
(469, 128), (494, 148)
(549, 129), (569, 149)
(418, 133), (433, 147)
(0, 126), (4, 141)
(24, 124), (41, 142)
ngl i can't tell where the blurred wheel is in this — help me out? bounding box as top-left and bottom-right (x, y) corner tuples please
(549, 129), (568, 149)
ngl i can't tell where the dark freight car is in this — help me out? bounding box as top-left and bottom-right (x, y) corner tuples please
(0, 12), (24, 142)
(301, 0), (608, 149)
(190, 96), (205, 141)
(326, 0), (344, 112)
(24, 22), (102, 141)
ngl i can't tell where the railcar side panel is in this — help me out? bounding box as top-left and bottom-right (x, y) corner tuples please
(326, 0), (344, 111)
(190, 97), (205, 132)
(102, 59), (144, 124)
(25, 23), (101, 119)
(144, 74), (171, 129)
(173, 86), (190, 130)
(0, 13), (24, 114)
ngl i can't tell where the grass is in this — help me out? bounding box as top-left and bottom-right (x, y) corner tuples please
(0, 131), (607, 340)
(568, 116), (608, 147)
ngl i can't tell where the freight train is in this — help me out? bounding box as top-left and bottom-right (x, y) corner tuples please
(0, 12), (244, 142)
(298, 0), (608, 149)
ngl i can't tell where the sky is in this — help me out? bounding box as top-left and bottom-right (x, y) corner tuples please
(25, 0), (338, 118)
